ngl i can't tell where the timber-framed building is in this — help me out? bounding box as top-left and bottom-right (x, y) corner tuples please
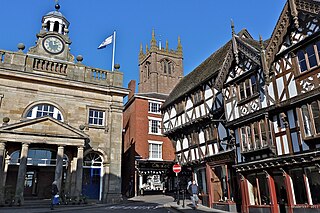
(162, 0), (320, 212)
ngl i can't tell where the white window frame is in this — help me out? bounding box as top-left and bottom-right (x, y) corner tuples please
(148, 140), (163, 160)
(26, 104), (64, 121)
(148, 116), (162, 135)
(88, 108), (105, 126)
(148, 101), (162, 114)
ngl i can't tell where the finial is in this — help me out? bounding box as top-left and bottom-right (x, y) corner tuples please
(17, 43), (25, 52)
(55, 0), (60, 11)
(231, 19), (235, 35)
(151, 29), (157, 49)
(177, 36), (183, 54)
(259, 35), (265, 50)
(146, 44), (149, 52)
(140, 43), (143, 54)
(165, 40), (169, 52)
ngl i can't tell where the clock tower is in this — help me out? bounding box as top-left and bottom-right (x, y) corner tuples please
(28, 3), (74, 62)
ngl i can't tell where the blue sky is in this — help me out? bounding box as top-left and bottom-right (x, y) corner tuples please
(0, 0), (286, 90)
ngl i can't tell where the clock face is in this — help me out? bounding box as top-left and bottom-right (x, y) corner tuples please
(43, 36), (64, 54)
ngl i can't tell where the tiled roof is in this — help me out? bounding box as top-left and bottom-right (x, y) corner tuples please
(162, 40), (232, 109)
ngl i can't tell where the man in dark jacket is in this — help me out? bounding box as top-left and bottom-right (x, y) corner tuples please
(188, 180), (199, 209)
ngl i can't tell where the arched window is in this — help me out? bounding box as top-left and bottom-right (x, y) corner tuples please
(83, 152), (103, 167)
(46, 21), (51, 31)
(25, 104), (64, 121)
(53, 21), (59, 32)
(162, 59), (174, 74)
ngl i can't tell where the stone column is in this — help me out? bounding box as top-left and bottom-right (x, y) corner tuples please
(15, 143), (29, 205)
(54, 146), (64, 192)
(70, 157), (77, 197)
(75, 146), (83, 199)
(64, 160), (72, 196)
(0, 142), (6, 206)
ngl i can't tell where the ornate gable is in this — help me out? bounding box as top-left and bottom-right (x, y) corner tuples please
(266, 0), (320, 66)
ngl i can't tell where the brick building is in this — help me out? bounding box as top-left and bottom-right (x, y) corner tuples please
(122, 31), (183, 197)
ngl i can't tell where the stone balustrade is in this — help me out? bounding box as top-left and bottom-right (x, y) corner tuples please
(0, 50), (123, 87)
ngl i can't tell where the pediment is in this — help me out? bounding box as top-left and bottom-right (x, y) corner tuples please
(0, 116), (88, 139)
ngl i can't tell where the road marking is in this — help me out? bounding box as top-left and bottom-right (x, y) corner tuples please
(105, 205), (162, 210)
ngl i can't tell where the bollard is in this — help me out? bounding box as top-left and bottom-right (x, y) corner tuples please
(182, 189), (185, 207)
(177, 187), (180, 205)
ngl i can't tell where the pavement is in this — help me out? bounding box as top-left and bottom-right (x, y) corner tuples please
(0, 194), (230, 213)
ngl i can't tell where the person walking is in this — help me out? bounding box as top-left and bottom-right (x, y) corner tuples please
(188, 180), (199, 209)
(50, 181), (59, 210)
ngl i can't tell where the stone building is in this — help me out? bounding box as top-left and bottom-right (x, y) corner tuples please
(122, 31), (183, 197)
(0, 4), (128, 205)
(162, 0), (320, 212)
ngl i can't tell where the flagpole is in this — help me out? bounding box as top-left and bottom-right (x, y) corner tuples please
(112, 30), (116, 71)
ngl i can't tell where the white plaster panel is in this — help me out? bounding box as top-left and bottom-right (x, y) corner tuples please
(195, 106), (200, 118)
(191, 149), (195, 161)
(199, 130), (205, 144)
(208, 144), (214, 156)
(200, 146), (206, 157)
(276, 137), (283, 155)
(204, 85), (213, 99)
(287, 73), (297, 98)
(276, 77), (286, 101)
(176, 140), (181, 152)
(283, 135), (289, 154)
(182, 138), (189, 149)
(200, 104), (206, 116)
(214, 143), (219, 154)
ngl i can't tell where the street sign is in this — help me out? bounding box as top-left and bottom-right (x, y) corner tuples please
(173, 163), (181, 173)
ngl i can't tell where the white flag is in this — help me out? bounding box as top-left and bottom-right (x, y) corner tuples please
(98, 35), (113, 49)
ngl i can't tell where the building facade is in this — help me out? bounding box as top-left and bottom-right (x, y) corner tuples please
(0, 4), (128, 206)
(122, 32), (183, 197)
(162, 0), (320, 212)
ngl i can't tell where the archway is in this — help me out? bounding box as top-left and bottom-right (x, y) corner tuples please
(82, 152), (103, 200)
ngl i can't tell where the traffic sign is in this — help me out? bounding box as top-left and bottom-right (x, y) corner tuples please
(173, 163), (181, 173)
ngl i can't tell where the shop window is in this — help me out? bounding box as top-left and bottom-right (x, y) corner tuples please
(297, 41), (320, 73)
(305, 167), (320, 204)
(290, 169), (308, 204)
(247, 174), (270, 205)
(273, 174), (287, 205)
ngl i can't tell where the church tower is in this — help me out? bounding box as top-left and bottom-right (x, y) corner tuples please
(138, 30), (183, 94)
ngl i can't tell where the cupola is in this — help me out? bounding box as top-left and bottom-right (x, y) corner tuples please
(41, 3), (70, 35)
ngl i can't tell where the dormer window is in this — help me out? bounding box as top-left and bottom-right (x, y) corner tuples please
(238, 75), (258, 101)
(297, 41), (320, 73)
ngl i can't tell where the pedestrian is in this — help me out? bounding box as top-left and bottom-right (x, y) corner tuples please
(188, 180), (199, 209)
(50, 181), (59, 210)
